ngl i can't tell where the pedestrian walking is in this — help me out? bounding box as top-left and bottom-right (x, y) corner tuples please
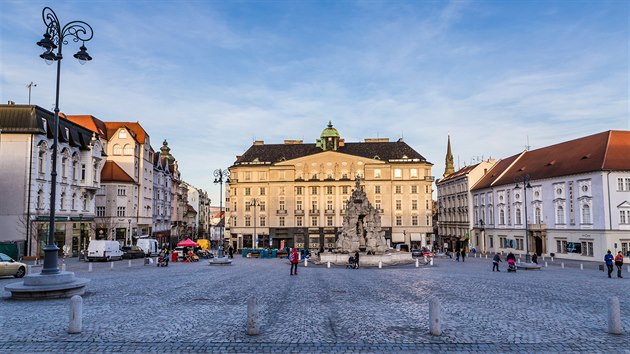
(354, 251), (360, 269)
(455, 250), (460, 262)
(228, 246), (234, 259)
(289, 248), (299, 275)
(492, 253), (502, 272)
(614, 251), (624, 278)
(604, 250), (614, 278)
(532, 253), (538, 264)
(461, 249), (466, 262)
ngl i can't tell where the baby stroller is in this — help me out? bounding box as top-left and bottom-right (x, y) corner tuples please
(157, 253), (169, 267)
(507, 259), (517, 272)
(346, 256), (359, 269)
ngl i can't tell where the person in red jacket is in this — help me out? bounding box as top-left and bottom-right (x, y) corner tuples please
(614, 251), (624, 278)
(289, 248), (299, 275)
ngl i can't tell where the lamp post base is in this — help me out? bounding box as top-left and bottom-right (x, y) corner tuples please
(4, 271), (90, 299)
(525, 254), (531, 263)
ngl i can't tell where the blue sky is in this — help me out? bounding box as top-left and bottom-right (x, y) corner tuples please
(1, 0), (628, 202)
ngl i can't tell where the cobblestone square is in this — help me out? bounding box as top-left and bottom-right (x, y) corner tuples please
(1, 255), (628, 353)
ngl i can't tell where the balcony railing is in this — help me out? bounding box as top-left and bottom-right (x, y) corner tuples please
(294, 209), (304, 215)
(309, 209), (319, 215)
(276, 209), (287, 215)
(324, 209), (335, 215)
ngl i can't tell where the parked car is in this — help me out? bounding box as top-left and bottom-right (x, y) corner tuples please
(121, 246), (146, 259)
(0, 253), (26, 278)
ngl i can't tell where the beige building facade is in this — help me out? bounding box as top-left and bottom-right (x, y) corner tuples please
(226, 122), (434, 251)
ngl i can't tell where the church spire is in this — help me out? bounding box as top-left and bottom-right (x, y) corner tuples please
(444, 135), (455, 177)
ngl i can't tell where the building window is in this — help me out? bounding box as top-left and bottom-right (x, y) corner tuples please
(311, 200), (318, 212)
(311, 186), (318, 195)
(375, 200), (381, 211)
(342, 186), (349, 194)
(296, 200), (303, 211)
(626, 178), (630, 191)
(60, 193), (66, 210)
(499, 210), (505, 225)
(620, 210), (628, 224)
(71, 193), (77, 210)
(38, 148), (46, 175)
(72, 160), (78, 180)
(117, 206), (126, 217)
(411, 215), (418, 226)
(296, 216), (303, 227)
(374, 169), (381, 178)
(395, 186), (402, 194)
(395, 215), (402, 226)
(279, 200), (285, 211)
(245, 202), (251, 212)
(259, 172), (267, 181)
(81, 164), (86, 181)
(96, 206), (105, 217)
(113, 144), (122, 155)
(82, 195), (88, 211)
(556, 205), (565, 224)
(260, 216), (266, 227)
(244, 172), (251, 181)
(395, 200), (402, 210)
(327, 216), (333, 226)
(326, 186), (334, 195)
(515, 239), (523, 250)
(259, 187), (266, 196)
(61, 156), (67, 178)
(426, 215), (431, 226)
(311, 216), (317, 227)
(233, 216), (237, 227)
(117, 186), (126, 196)
(375, 186), (381, 194)
(411, 185), (417, 194)
(245, 187), (251, 196)
(581, 204), (591, 224)
(296, 187), (303, 195)
(245, 216), (251, 227)
(327, 200), (333, 210)
(233, 202), (237, 212)
(411, 200), (418, 210)
(123, 144), (133, 155)
(410, 169), (418, 178)
(259, 201), (265, 212)
(118, 129), (127, 139)
(515, 208), (522, 225)
(394, 169), (402, 178)
(426, 200), (430, 209)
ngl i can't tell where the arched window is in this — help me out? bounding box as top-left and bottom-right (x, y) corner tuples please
(37, 142), (47, 175)
(82, 194), (88, 211)
(582, 204), (591, 224)
(499, 209), (505, 225)
(60, 192), (65, 210)
(113, 144), (122, 155)
(556, 205), (564, 224)
(72, 154), (79, 180)
(72, 193), (77, 210)
(515, 208), (522, 225)
(535, 207), (541, 224)
(61, 155), (68, 178)
(37, 189), (44, 209)
(488, 208), (494, 224)
(118, 129), (127, 139)
(123, 144), (133, 155)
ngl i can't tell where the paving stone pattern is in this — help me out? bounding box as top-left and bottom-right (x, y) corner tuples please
(0, 255), (628, 353)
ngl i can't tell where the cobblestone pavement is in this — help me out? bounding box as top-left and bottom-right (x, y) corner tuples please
(0, 254), (628, 353)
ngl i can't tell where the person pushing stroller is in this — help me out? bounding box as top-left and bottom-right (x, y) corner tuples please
(506, 252), (517, 272)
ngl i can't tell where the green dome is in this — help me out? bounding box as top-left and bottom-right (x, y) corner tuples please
(320, 120), (340, 138)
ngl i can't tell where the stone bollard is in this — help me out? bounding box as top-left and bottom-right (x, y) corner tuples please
(551, 257), (554, 262)
(68, 295), (83, 334)
(61, 263), (66, 272)
(128, 260), (132, 268)
(416, 259), (419, 268)
(304, 258), (308, 267)
(608, 296), (621, 335)
(246, 297), (260, 336)
(545, 261), (548, 268)
(485, 255), (488, 259)
(430, 257), (434, 266)
(88, 263), (92, 272)
(429, 297), (442, 336)
(580, 264), (583, 270)
(378, 261), (382, 269)
(561, 262), (564, 269)
(517, 259), (521, 264)
(542, 256), (545, 261)
(110, 262), (114, 270)
(327, 261), (330, 268)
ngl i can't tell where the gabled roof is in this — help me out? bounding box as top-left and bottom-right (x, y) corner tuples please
(101, 161), (135, 183)
(104, 122), (148, 143)
(234, 141), (430, 166)
(438, 163), (479, 183)
(472, 130), (630, 191)
(65, 115), (108, 139)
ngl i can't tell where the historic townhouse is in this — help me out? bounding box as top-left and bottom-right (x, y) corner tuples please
(470, 130), (630, 261)
(152, 141), (173, 244)
(0, 105), (104, 258)
(226, 122), (434, 252)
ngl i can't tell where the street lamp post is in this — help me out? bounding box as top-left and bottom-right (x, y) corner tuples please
(36, 7), (93, 275)
(251, 198), (260, 249)
(515, 174), (533, 263)
(127, 219), (132, 246)
(213, 169), (230, 258)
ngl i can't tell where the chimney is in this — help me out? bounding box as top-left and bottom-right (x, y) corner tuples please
(7, 100), (15, 105)
(284, 139), (303, 145)
(253, 140), (264, 145)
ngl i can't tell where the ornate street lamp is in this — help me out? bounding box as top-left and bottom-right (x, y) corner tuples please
(250, 198), (260, 249)
(36, 7), (93, 275)
(213, 169), (230, 258)
(515, 174), (533, 263)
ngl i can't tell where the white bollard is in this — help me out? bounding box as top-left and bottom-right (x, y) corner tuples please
(608, 296), (621, 334)
(517, 259), (521, 264)
(304, 258), (308, 267)
(246, 297), (260, 336)
(561, 262), (564, 269)
(68, 295), (83, 334)
(545, 261), (548, 268)
(88, 263), (92, 272)
(551, 257), (554, 262)
(416, 259), (419, 268)
(110, 262), (114, 270)
(327, 261), (330, 268)
(542, 256), (545, 261)
(128, 260), (132, 268)
(61, 263), (66, 272)
(378, 261), (382, 269)
(27, 265), (32, 275)
(580, 264), (583, 270)
(430, 257), (434, 266)
(429, 297), (442, 336)
(485, 255), (488, 259)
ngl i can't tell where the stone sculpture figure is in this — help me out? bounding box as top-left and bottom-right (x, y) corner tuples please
(336, 177), (388, 254)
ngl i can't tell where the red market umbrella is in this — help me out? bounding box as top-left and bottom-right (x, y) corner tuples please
(176, 238), (198, 247)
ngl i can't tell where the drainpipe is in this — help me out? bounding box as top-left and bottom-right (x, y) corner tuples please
(26, 135), (34, 256)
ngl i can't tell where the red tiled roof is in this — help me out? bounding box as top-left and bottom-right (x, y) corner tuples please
(101, 161), (135, 183)
(104, 122), (148, 143)
(471, 130), (630, 190)
(439, 163), (479, 182)
(65, 115), (108, 139)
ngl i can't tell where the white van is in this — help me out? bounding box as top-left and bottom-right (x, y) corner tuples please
(87, 240), (123, 261)
(136, 239), (159, 256)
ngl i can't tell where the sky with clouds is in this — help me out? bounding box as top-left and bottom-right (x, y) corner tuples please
(1, 0), (628, 203)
